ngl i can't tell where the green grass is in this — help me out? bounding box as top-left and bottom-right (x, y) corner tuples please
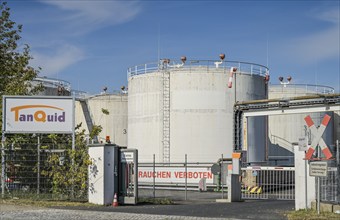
(2, 190), (88, 201)
(286, 209), (340, 220)
(1, 196), (174, 207)
(0, 198), (100, 207)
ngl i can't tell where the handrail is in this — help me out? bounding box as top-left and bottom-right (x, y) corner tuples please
(33, 77), (72, 91)
(127, 59), (269, 79)
(269, 83), (335, 94)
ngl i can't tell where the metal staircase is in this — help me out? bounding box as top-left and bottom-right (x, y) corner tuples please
(162, 70), (171, 163)
(79, 99), (98, 143)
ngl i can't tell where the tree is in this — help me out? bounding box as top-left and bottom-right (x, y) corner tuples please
(41, 127), (94, 199)
(0, 1), (42, 129)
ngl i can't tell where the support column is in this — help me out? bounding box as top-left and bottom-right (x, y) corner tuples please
(294, 145), (316, 210)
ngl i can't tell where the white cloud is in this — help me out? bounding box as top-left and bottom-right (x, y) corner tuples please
(39, 0), (141, 35)
(276, 7), (339, 64)
(30, 44), (85, 76)
(285, 27), (339, 64)
(314, 7), (339, 24)
(27, 1), (141, 76)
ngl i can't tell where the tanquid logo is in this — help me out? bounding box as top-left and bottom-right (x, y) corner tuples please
(10, 105), (66, 123)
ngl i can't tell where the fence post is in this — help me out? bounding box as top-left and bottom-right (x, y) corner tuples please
(153, 154), (155, 199)
(221, 154), (224, 199)
(305, 158), (307, 210)
(185, 154), (187, 201)
(37, 135), (40, 195)
(1, 133), (5, 198)
(71, 126), (76, 199)
(337, 140), (339, 204)
(317, 146), (321, 215)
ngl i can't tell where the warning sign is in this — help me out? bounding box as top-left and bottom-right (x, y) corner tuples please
(138, 167), (213, 184)
(304, 114), (333, 160)
(121, 152), (134, 163)
(309, 161), (328, 177)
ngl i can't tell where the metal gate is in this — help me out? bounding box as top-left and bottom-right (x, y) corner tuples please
(241, 166), (295, 200)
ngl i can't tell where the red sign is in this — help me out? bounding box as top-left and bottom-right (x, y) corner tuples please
(138, 167), (214, 184)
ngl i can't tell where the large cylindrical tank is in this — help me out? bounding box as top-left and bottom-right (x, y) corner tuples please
(268, 84), (335, 165)
(128, 60), (268, 163)
(75, 92), (128, 147)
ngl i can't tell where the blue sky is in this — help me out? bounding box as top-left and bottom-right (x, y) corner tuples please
(7, 0), (340, 94)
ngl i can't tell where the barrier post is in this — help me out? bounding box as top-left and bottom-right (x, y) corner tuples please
(227, 152), (242, 202)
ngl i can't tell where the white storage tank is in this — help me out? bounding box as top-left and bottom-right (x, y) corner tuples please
(268, 84), (336, 165)
(75, 92), (128, 147)
(128, 58), (269, 163)
(31, 77), (72, 96)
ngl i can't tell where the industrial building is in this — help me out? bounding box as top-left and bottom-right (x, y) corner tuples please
(35, 57), (339, 166)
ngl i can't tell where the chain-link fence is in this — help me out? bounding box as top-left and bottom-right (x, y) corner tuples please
(1, 137), (88, 201)
(2, 140), (339, 204)
(320, 167), (339, 203)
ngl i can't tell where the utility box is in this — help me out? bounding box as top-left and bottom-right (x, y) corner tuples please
(119, 149), (138, 205)
(88, 144), (118, 205)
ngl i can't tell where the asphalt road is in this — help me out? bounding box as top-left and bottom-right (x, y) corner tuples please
(56, 199), (294, 220)
(55, 189), (295, 220)
(1, 189), (295, 220)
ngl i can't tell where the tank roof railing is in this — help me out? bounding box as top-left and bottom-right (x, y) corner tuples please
(33, 76), (72, 91)
(71, 90), (90, 100)
(72, 89), (127, 101)
(269, 84), (335, 94)
(127, 60), (269, 79)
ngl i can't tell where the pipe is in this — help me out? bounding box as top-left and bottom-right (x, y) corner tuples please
(264, 71), (270, 83)
(214, 61), (223, 68)
(216, 157), (232, 164)
(228, 67), (237, 88)
(235, 93), (340, 106)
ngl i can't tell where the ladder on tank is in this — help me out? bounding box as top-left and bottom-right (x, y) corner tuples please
(162, 70), (171, 163)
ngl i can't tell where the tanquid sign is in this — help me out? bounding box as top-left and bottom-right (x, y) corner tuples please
(2, 96), (74, 134)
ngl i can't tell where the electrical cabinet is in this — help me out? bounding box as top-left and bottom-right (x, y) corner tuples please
(88, 144), (118, 205)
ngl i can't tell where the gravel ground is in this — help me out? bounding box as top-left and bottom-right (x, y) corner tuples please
(0, 205), (239, 220)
